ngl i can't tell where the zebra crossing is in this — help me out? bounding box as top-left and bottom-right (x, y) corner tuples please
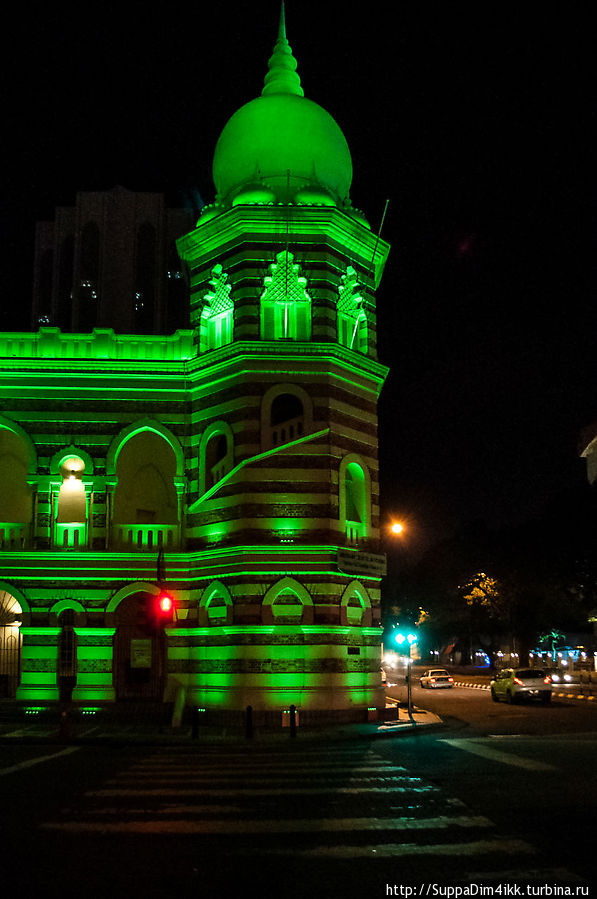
(39, 743), (584, 887)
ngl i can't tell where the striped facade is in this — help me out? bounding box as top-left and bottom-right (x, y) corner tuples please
(0, 199), (390, 720)
(0, 10), (393, 721)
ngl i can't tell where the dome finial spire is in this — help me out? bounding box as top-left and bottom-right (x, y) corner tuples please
(262, 2), (304, 98)
(278, 1), (287, 41)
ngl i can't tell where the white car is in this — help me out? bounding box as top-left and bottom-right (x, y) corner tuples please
(490, 668), (551, 704)
(419, 668), (454, 688)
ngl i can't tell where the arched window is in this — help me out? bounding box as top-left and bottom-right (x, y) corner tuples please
(199, 422), (234, 496)
(337, 267), (368, 354)
(111, 430), (179, 550)
(261, 385), (312, 451)
(339, 456), (371, 545)
(205, 433), (228, 490)
(260, 251), (311, 341)
(270, 393), (304, 446)
(0, 427), (32, 548)
(56, 456), (87, 548)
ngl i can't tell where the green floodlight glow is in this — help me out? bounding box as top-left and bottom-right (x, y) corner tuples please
(394, 633), (406, 645)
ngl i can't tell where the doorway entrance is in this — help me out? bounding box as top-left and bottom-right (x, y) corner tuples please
(113, 592), (166, 701)
(0, 591), (22, 698)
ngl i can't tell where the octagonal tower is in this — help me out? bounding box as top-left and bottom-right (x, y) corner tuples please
(174, 6), (390, 718)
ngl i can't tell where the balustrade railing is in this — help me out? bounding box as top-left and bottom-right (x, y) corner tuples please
(111, 523), (179, 551)
(0, 523), (29, 550)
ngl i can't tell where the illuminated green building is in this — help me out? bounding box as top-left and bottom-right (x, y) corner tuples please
(0, 11), (390, 722)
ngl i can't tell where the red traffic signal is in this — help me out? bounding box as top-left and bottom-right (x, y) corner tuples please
(155, 591), (175, 623)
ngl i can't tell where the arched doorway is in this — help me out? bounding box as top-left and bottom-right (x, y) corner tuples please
(0, 591), (22, 698)
(113, 592), (166, 701)
(57, 608), (77, 702)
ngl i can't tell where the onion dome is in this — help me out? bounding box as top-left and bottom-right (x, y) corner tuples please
(212, 4), (353, 207)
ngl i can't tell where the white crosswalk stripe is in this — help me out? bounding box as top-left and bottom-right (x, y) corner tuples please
(39, 744), (584, 884)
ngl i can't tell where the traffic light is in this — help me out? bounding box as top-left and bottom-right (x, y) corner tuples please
(394, 631), (417, 647)
(155, 591), (175, 625)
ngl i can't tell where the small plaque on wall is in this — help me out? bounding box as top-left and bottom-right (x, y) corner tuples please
(337, 548), (387, 577)
(130, 638), (152, 669)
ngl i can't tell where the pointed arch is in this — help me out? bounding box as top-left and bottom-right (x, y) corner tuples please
(106, 419), (185, 478)
(262, 577), (313, 625)
(340, 579), (372, 626)
(0, 415), (37, 475)
(199, 580), (233, 626)
(0, 420), (35, 536)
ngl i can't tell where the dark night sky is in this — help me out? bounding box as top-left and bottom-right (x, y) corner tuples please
(3, 2), (597, 548)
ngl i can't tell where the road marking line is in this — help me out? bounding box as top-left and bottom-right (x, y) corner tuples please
(128, 763), (403, 772)
(84, 785), (440, 797)
(239, 837), (537, 859)
(0, 745), (79, 777)
(40, 813), (492, 834)
(112, 772), (416, 782)
(440, 738), (556, 770)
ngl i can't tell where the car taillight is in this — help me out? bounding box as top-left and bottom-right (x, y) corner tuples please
(543, 676), (551, 684)
(448, 677), (454, 683)
(513, 677), (524, 686)
(430, 678), (436, 683)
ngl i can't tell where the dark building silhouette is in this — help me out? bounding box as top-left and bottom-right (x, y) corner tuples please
(32, 186), (193, 334)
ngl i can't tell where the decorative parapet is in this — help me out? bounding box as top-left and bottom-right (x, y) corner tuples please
(0, 328), (195, 362)
(111, 523), (179, 551)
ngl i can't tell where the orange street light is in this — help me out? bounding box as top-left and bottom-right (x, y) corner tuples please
(390, 521), (405, 536)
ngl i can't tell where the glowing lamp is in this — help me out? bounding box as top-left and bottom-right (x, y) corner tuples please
(158, 594), (173, 614)
(155, 592), (175, 625)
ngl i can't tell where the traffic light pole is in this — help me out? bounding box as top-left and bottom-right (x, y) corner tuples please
(407, 646), (414, 721)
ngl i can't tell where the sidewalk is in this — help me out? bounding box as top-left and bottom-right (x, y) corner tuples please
(0, 704), (444, 746)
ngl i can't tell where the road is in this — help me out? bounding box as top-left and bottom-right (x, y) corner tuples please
(1, 684), (596, 897)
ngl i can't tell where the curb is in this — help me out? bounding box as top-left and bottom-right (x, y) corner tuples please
(453, 681), (491, 690)
(552, 691), (596, 702)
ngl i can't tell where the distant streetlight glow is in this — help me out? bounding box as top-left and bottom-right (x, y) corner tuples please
(390, 522), (404, 535)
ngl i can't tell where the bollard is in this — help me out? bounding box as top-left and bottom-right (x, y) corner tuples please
(289, 703), (297, 738)
(245, 704), (253, 739)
